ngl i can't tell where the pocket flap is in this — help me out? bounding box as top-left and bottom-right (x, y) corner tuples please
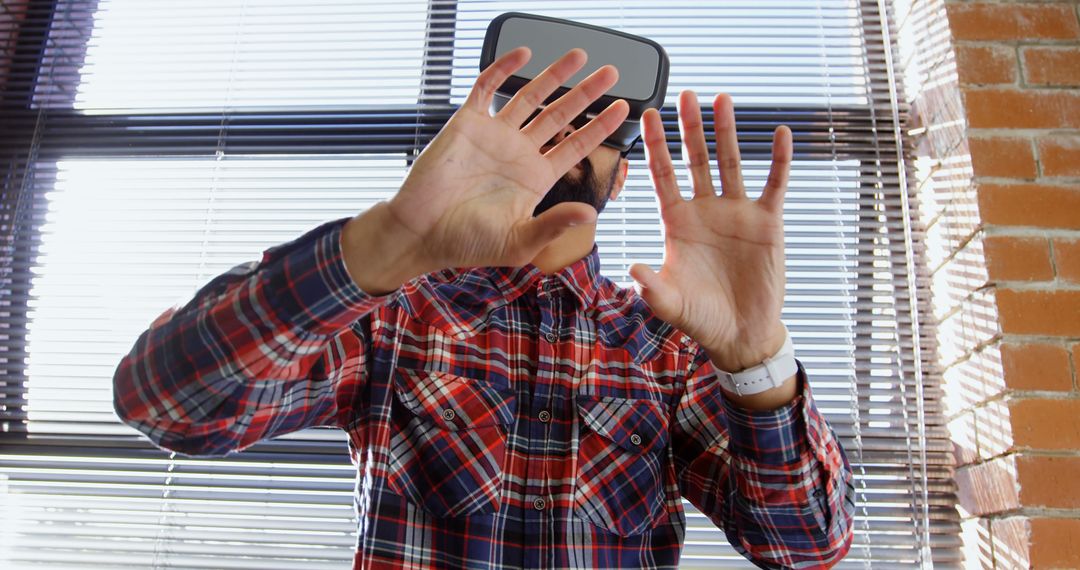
(394, 368), (516, 430)
(576, 395), (668, 453)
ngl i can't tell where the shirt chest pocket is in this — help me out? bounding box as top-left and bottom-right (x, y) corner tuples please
(388, 368), (517, 518)
(573, 395), (670, 537)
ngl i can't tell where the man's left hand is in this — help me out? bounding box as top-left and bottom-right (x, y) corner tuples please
(630, 91), (795, 407)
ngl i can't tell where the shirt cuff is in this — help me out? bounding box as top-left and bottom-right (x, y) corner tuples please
(259, 216), (398, 335)
(721, 361), (813, 465)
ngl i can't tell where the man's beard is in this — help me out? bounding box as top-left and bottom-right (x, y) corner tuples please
(532, 157), (619, 217)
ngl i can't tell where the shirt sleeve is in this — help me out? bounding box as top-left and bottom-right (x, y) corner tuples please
(112, 216), (392, 458)
(671, 347), (855, 569)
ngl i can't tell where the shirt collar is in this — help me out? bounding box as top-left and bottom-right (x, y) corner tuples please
(489, 244), (602, 308)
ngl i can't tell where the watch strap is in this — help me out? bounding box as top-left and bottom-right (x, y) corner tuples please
(715, 326), (797, 396)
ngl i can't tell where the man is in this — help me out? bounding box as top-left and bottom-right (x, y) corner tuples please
(114, 46), (854, 569)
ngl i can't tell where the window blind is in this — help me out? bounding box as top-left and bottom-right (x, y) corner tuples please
(0, 0), (961, 568)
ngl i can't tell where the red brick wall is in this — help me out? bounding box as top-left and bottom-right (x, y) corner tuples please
(902, 1), (1080, 567)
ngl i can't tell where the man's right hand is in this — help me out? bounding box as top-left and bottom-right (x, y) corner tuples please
(341, 47), (629, 295)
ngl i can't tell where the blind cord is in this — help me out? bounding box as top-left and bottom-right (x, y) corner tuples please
(151, 451), (178, 569)
(852, 0), (923, 564)
(155, 0), (250, 565)
(857, 0), (935, 566)
(875, 0), (934, 565)
(817, 0), (873, 566)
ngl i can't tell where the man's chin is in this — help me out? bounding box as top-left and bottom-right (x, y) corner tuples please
(532, 197), (590, 217)
(533, 157), (608, 217)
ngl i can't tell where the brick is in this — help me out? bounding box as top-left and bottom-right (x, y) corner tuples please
(1009, 398), (1080, 450)
(989, 517), (1031, 570)
(1073, 344), (1080, 388)
(956, 44), (1017, 85)
(1030, 518), (1080, 568)
(1054, 239), (1080, 284)
(936, 288), (1000, 366)
(946, 3), (1080, 41)
(949, 412), (979, 466)
(1038, 135), (1080, 178)
(1018, 455), (1080, 508)
(931, 236), (991, 321)
(955, 455), (1020, 516)
(997, 289), (1080, 336)
(924, 160), (982, 250)
(982, 235), (1052, 281)
(943, 344), (1006, 411)
(1000, 342), (1073, 392)
(978, 183), (1080, 230)
(964, 88), (1080, 129)
(975, 399), (1013, 459)
(969, 136), (1036, 179)
(959, 517), (994, 570)
(1023, 46), (1080, 87)
(926, 202), (982, 277)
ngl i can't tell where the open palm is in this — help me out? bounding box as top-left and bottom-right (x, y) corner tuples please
(630, 91), (791, 372)
(387, 47), (629, 271)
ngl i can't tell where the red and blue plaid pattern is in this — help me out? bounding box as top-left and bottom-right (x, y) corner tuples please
(114, 216), (855, 569)
(389, 369), (516, 518)
(575, 396), (670, 537)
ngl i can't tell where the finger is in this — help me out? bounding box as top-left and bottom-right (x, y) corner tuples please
(543, 98), (628, 175)
(760, 125), (793, 213)
(712, 94), (746, 199)
(641, 108), (682, 214)
(465, 46), (531, 113)
(676, 90), (715, 198)
(498, 48), (587, 127)
(514, 201), (597, 257)
(522, 64), (619, 146)
(628, 263), (682, 323)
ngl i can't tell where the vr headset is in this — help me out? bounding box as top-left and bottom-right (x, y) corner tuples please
(480, 12), (670, 154)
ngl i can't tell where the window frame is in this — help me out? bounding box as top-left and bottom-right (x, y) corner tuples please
(0, 0), (958, 566)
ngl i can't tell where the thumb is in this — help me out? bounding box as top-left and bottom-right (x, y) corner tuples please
(629, 263), (682, 322)
(515, 202), (597, 253)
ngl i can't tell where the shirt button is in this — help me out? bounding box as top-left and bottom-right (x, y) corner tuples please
(442, 409), (456, 421)
(538, 410), (551, 423)
(629, 433), (642, 446)
(545, 332), (557, 342)
(533, 497), (546, 511)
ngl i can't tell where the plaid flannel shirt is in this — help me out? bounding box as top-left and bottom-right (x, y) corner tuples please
(114, 216), (854, 569)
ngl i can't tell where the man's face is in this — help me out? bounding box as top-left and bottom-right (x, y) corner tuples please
(534, 124), (623, 217)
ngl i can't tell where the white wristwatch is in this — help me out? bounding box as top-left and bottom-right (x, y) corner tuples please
(714, 325), (797, 396)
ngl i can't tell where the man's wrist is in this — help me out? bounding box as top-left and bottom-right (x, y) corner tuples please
(704, 322), (788, 373)
(342, 202), (432, 296)
(704, 322), (797, 411)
